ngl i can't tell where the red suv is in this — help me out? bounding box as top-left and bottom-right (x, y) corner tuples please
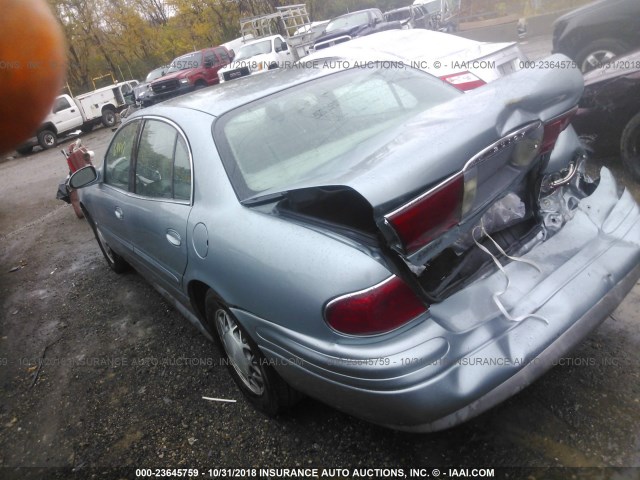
(149, 47), (233, 102)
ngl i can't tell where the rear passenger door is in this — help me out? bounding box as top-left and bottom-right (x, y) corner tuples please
(126, 118), (193, 295)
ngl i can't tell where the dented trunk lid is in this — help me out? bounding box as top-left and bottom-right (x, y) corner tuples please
(260, 59), (584, 265)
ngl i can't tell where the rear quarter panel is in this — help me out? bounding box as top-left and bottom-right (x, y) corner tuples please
(172, 108), (394, 340)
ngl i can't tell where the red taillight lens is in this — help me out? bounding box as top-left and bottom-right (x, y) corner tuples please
(439, 71), (486, 91)
(385, 173), (464, 254)
(325, 276), (428, 335)
(540, 107), (577, 155)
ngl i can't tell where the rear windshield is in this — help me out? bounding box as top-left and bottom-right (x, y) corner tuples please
(214, 67), (460, 201)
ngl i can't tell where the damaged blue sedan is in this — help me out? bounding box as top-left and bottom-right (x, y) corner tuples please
(70, 56), (640, 431)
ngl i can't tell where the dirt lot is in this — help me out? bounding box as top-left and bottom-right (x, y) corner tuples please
(1, 119), (640, 479)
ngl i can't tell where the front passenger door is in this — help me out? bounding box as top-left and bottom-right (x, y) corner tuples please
(52, 96), (82, 133)
(274, 37), (291, 65)
(93, 120), (141, 259)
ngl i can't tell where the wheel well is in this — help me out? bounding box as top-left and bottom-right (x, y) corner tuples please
(102, 105), (116, 114)
(188, 280), (213, 320)
(195, 79), (207, 86)
(38, 123), (57, 135)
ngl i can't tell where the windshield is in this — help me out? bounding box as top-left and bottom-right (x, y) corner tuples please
(421, 0), (441, 14)
(234, 40), (273, 62)
(215, 67), (460, 201)
(166, 52), (202, 74)
(145, 67), (166, 82)
(326, 11), (371, 32)
(385, 9), (412, 22)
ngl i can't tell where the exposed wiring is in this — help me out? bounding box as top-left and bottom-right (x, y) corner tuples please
(472, 222), (549, 325)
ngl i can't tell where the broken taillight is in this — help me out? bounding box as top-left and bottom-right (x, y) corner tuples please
(385, 173), (464, 255)
(325, 276), (428, 335)
(540, 107), (578, 155)
(439, 71), (486, 91)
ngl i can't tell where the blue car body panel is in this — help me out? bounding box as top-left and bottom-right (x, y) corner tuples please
(76, 59), (640, 430)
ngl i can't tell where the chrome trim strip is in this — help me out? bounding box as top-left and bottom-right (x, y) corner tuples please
(102, 183), (191, 206)
(463, 121), (542, 171)
(384, 122), (542, 225)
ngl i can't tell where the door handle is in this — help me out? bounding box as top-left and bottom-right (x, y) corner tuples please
(71, 109), (76, 113)
(166, 229), (181, 247)
(114, 207), (124, 220)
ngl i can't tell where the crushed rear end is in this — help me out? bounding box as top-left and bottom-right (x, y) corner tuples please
(221, 60), (640, 430)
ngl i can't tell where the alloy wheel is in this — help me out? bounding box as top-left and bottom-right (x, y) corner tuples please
(214, 308), (265, 395)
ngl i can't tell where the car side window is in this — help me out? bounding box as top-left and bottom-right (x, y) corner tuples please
(134, 119), (191, 201)
(104, 121), (139, 191)
(274, 37), (286, 52)
(53, 97), (71, 113)
(215, 47), (230, 64)
(174, 136), (192, 201)
(135, 120), (177, 199)
(205, 51), (219, 67)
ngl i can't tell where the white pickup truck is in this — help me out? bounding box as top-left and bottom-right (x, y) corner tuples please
(17, 80), (138, 154)
(218, 35), (292, 83)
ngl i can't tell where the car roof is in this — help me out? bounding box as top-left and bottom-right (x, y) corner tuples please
(240, 35), (280, 47)
(305, 30), (483, 62)
(333, 8), (380, 19)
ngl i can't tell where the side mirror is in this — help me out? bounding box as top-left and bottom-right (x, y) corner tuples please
(204, 60), (213, 68)
(229, 49), (236, 60)
(68, 165), (98, 189)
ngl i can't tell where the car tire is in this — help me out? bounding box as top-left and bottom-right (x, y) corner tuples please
(204, 290), (301, 416)
(621, 112), (640, 182)
(575, 39), (628, 73)
(16, 145), (33, 155)
(84, 208), (129, 273)
(101, 109), (117, 128)
(37, 129), (57, 149)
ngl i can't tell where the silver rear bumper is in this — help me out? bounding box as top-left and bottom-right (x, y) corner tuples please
(241, 168), (640, 430)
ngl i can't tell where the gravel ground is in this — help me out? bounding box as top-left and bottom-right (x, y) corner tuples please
(1, 114), (639, 479)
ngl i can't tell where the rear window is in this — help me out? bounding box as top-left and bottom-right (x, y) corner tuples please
(214, 67), (460, 201)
